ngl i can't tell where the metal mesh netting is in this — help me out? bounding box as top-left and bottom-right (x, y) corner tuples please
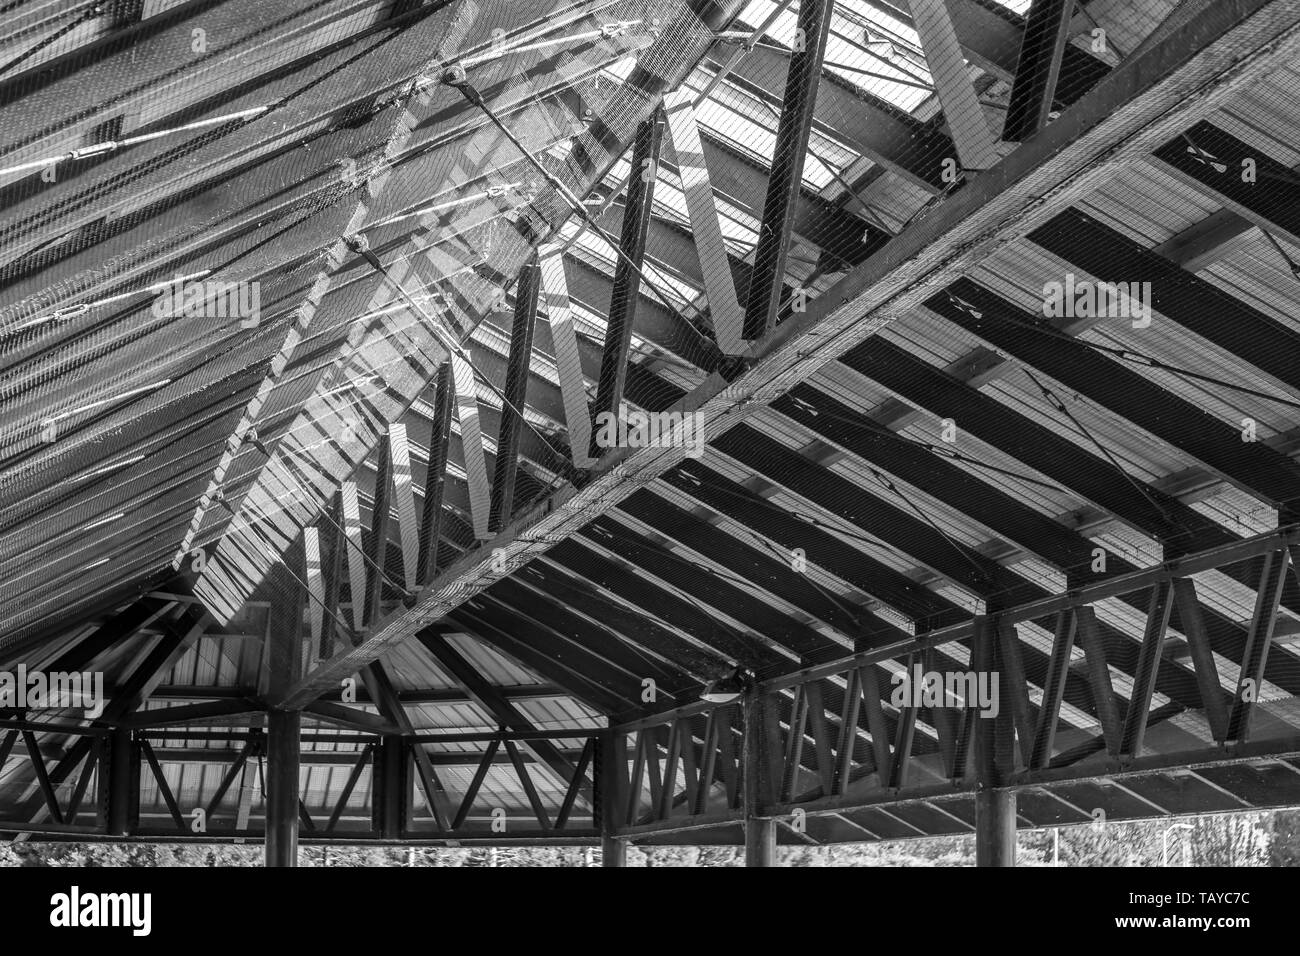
(3, 0), (1299, 710)
(170, 0), (729, 625)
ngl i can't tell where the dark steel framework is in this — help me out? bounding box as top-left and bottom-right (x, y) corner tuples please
(4, 528), (1299, 863)
(4, 0), (1300, 868)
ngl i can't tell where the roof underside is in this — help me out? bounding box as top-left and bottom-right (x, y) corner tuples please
(4, 0), (1300, 844)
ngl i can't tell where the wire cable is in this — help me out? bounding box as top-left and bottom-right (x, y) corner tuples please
(971, 300), (1300, 412)
(859, 464), (993, 585)
(451, 77), (719, 355)
(0, 107), (270, 179)
(1260, 228), (1300, 283)
(345, 236), (578, 477)
(586, 519), (867, 643)
(252, 435), (415, 602)
(211, 495), (362, 643)
(1018, 365), (1184, 533)
(0, 0), (101, 79)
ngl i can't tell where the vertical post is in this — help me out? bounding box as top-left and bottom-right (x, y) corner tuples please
(373, 736), (407, 840)
(597, 729), (626, 867)
(265, 709), (301, 867)
(265, 557), (304, 867)
(743, 691), (777, 867)
(974, 789), (1016, 867)
(972, 615), (1016, 866)
(105, 725), (136, 837)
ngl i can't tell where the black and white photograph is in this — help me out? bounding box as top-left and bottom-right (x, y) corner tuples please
(0, 0), (1295, 933)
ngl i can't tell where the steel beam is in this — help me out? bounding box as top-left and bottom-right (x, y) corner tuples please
(0, 595), (171, 677)
(753, 527), (1300, 695)
(416, 362), (454, 585)
(451, 350), (492, 541)
(863, 0), (1110, 95)
(319, 491), (344, 659)
(931, 277), (1300, 508)
(388, 423), (421, 594)
(661, 458), (966, 627)
(490, 254), (540, 532)
(590, 114), (663, 457)
(17, 606), (203, 820)
(911, 0), (998, 168)
(1003, 0), (1074, 141)
(535, 539), (783, 670)
(1171, 577), (1230, 743)
(742, 0), (833, 340)
(710, 422), (1040, 604)
(364, 432), (393, 627)
(573, 512), (845, 661)
(445, 606), (635, 716)
(616, 489), (876, 639)
(268, 0), (1300, 711)
(715, 41), (946, 194)
(415, 631), (592, 805)
(1153, 119), (1300, 251)
(539, 247), (594, 466)
(1028, 208), (1300, 404)
(358, 659), (454, 830)
(661, 89), (746, 353)
(1227, 547), (1291, 742)
(465, 571), (700, 702)
(840, 335), (1193, 544)
(340, 481), (368, 633)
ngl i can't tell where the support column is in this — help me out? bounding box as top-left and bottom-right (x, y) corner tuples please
(597, 729), (626, 867)
(265, 556), (304, 867)
(743, 692), (778, 867)
(745, 817), (777, 867)
(972, 614), (1016, 866)
(105, 725), (137, 837)
(265, 709), (300, 867)
(975, 789), (1017, 866)
(601, 833), (627, 868)
(373, 735), (407, 840)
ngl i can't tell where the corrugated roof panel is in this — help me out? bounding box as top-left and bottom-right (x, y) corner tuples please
(1079, 160), (1222, 244)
